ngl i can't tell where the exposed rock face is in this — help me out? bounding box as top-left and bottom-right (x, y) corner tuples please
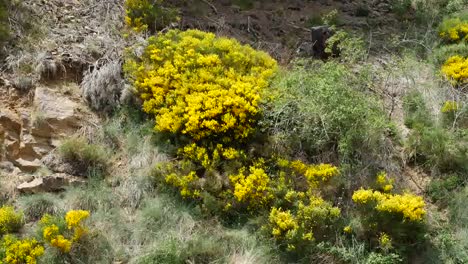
(31, 87), (81, 138)
(0, 85), (95, 173)
(16, 173), (85, 194)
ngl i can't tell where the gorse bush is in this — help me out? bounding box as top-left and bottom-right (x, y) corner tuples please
(40, 210), (90, 253)
(125, 29), (277, 143)
(439, 12), (468, 43)
(125, 0), (178, 32)
(441, 55), (468, 85)
(0, 206), (23, 236)
(0, 235), (44, 264)
(352, 173), (426, 252)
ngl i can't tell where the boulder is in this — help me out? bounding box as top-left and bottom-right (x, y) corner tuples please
(17, 173), (85, 194)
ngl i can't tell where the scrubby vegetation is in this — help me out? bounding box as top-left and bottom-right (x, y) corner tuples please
(4, 0), (468, 263)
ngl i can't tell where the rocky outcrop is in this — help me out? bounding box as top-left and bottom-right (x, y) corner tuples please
(0, 85), (96, 173)
(16, 173), (85, 194)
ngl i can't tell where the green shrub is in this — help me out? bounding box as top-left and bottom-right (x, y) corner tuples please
(0, 0), (9, 46)
(365, 252), (403, 264)
(59, 137), (109, 176)
(125, 0), (178, 32)
(18, 194), (58, 221)
(403, 91), (434, 129)
(261, 60), (392, 163)
(426, 175), (463, 204)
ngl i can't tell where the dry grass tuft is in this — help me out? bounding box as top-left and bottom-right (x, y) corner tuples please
(81, 60), (125, 113)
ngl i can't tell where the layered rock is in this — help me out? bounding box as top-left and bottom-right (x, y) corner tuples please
(0, 84), (95, 173)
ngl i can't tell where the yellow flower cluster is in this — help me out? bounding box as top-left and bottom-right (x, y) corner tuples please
(278, 159), (339, 187)
(229, 163), (273, 208)
(269, 208), (298, 239)
(266, 195), (340, 249)
(124, 0), (178, 32)
(125, 29), (277, 142)
(343, 225), (352, 234)
(1, 235), (44, 264)
(0, 206), (23, 235)
(376, 171), (394, 192)
(441, 55), (468, 85)
(180, 143), (243, 169)
(441, 100), (460, 113)
(439, 18), (468, 43)
(65, 210), (90, 241)
(165, 171), (201, 198)
(352, 188), (426, 221)
(379, 232), (392, 250)
(40, 210), (90, 253)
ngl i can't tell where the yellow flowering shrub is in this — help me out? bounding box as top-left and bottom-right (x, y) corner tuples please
(375, 171), (394, 192)
(229, 163), (273, 209)
(0, 235), (44, 264)
(441, 55), (468, 85)
(352, 188), (426, 221)
(124, 0), (178, 32)
(278, 159), (339, 187)
(439, 17), (468, 43)
(180, 143), (244, 169)
(351, 172), (426, 250)
(125, 29), (277, 142)
(441, 100), (460, 113)
(265, 194), (340, 250)
(0, 206), (23, 235)
(40, 210), (90, 253)
(165, 171), (201, 198)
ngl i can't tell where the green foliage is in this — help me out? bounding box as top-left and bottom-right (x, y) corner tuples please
(426, 175), (463, 204)
(0, 0), (9, 46)
(125, 0), (178, 32)
(262, 61), (391, 163)
(365, 252), (404, 264)
(59, 137), (110, 176)
(18, 194), (58, 221)
(403, 91), (468, 173)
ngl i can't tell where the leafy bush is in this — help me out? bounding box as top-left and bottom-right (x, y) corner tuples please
(261, 61), (391, 163)
(426, 174), (462, 204)
(0, 235), (44, 264)
(59, 137), (109, 176)
(125, 0), (178, 32)
(125, 29), (277, 143)
(0, 206), (23, 235)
